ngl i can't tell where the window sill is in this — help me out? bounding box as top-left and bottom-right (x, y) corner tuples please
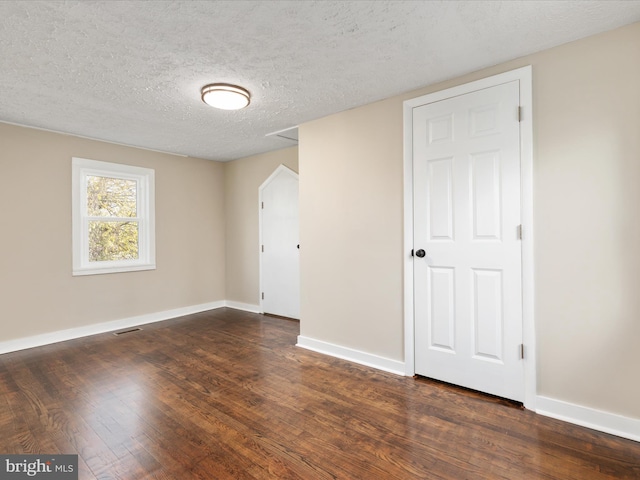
(72, 263), (156, 276)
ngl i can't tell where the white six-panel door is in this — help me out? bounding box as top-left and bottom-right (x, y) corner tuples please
(413, 80), (524, 401)
(260, 165), (300, 319)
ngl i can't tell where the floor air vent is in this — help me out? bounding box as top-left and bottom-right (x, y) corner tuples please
(113, 327), (142, 336)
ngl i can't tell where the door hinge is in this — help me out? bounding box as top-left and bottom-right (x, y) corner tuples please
(261, 245), (264, 252)
(261, 292), (264, 300)
(517, 224), (523, 240)
(519, 344), (525, 359)
(517, 106), (522, 122)
(261, 201), (264, 209)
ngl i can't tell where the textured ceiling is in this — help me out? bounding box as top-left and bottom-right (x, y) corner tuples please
(1, 1), (640, 161)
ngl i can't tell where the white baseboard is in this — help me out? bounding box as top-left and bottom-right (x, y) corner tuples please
(296, 335), (405, 375)
(0, 301), (226, 355)
(536, 395), (640, 443)
(224, 300), (262, 313)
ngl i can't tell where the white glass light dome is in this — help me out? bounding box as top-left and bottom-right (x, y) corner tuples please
(201, 83), (250, 110)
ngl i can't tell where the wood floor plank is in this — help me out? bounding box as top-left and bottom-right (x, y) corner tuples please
(1, 308), (639, 479)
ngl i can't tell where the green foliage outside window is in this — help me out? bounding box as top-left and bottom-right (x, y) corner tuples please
(87, 176), (139, 262)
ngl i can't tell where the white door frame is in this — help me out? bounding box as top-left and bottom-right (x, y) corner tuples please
(403, 66), (536, 410)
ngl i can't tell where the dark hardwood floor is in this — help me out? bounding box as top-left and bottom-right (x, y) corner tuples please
(1, 308), (638, 479)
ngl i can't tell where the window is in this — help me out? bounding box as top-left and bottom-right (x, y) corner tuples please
(72, 158), (155, 276)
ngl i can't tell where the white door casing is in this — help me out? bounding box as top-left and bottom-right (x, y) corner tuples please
(259, 165), (300, 319)
(403, 67), (536, 408)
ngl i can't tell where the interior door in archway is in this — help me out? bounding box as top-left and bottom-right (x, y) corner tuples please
(260, 165), (300, 319)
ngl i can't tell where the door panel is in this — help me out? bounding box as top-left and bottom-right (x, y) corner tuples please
(472, 268), (503, 361)
(471, 150), (502, 240)
(428, 266), (456, 352)
(427, 157), (454, 241)
(413, 81), (524, 401)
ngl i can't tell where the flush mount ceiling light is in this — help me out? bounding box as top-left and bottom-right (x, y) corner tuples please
(201, 83), (251, 110)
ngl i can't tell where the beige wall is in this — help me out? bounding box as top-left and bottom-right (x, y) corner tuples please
(299, 102), (405, 361)
(0, 122), (226, 342)
(224, 147), (298, 306)
(299, 22), (640, 419)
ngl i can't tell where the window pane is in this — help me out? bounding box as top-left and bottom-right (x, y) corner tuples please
(89, 221), (139, 262)
(87, 176), (137, 217)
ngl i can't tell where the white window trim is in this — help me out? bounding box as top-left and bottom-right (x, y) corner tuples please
(72, 157), (156, 276)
